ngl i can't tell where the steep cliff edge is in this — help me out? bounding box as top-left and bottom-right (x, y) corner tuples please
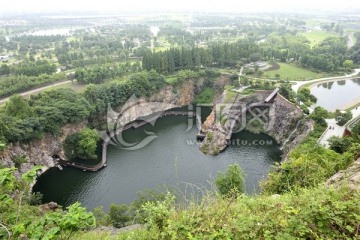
(326, 158), (360, 190)
(0, 123), (86, 177)
(199, 90), (314, 159)
(0, 76), (226, 176)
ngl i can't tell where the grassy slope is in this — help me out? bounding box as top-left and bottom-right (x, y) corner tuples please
(264, 62), (322, 81)
(301, 31), (339, 47)
(73, 186), (360, 240)
(44, 82), (86, 93)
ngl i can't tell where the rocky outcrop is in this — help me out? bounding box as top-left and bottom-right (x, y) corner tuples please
(265, 94), (314, 159)
(0, 75), (229, 176)
(326, 159), (360, 190)
(200, 131), (228, 155)
(0, 123), (86, 177)
(0, 81), (198, 176)
(199, 90), (313, 160)
(150, 80), (196, 105)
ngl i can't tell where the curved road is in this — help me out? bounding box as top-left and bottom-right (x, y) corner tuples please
(300, 69), (360, 147)
(291, 68), (360, 93)
(0, 80), (72, 105)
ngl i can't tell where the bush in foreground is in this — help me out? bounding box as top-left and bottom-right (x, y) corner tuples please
(73, 186), (360, 239)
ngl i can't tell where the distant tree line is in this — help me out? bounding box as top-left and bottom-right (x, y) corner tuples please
(0, 73), (66, 98)
(0, 60), (56, 77)
(299, 38), (348, 72)
(142, 40), (260, 74)
(75, 64), (127, 84)
(350, 32), (360, 64)
(143, 36), (351, 74)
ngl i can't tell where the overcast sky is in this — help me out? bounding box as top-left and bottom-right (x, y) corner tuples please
(1, 0), (360, 14)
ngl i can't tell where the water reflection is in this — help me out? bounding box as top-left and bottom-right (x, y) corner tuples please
(33, 115), (281, 209)
(311, 78), (360, 111)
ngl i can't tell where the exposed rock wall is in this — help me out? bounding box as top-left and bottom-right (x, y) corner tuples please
(150, 80), (196, 105)
(199, 90), (313, 160)
(265, 94), (314, 159)
(326, 158), (360, 190)
(0, 123), (86, 177)
(0, 78), (210, 176)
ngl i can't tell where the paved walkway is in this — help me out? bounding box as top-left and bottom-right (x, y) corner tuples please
(318, 119), (345, 147)
(318, 107), (360, 147)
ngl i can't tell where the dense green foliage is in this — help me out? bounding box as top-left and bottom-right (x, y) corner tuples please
(75, 64), (127, 84)
(0, 89), (92, 143)
(109, 204), (131, 228)
(11, 60), (56, 76)
(328, 136), (353, 154)
(352, 121), (360, 137)
(0, 73), (66, 98)
(193, 88), (215, 104)
(64, 128), (100, 160)
(299, 38), (348, 72)
(336, 110), (353, 126)
(143, 40), (260, 73)
(0, 71), (171, 145)
(296, 87), (317, 106)
(84, 70), (166, 118)
(261, 109), (359, 194)
(350, 33), (360, 64)
(0, 167), (95, 239)
(215, 163), (245, 197)
(261, 141), (347, 194)
(99, 186), (360, 240)
(144, 33), (350, 75)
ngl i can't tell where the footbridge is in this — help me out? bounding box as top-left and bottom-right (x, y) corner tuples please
(56, 110), (202, 172)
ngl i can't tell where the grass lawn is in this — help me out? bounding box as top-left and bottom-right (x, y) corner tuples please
(301, 31), (339, 47)
(264, 62), (322, 81)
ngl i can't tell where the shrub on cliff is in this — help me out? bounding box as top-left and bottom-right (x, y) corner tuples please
(215, 163), (245, 197)
(0, 167), (95, 239)
(335, 110), (353, 126)
(101, 186), (360, 239)
(328, 136), (353, 154)
(64, 127), (100, 160)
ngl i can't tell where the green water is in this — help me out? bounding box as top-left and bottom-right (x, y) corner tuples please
(33, 114), (281, 209)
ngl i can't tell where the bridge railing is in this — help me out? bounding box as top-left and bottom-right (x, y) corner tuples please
(57, 110), (202, 172)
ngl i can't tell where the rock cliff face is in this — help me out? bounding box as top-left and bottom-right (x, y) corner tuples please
(0, 123), (86, 177)
(199, 90), (313, 160)
(326, 158), (360, 190)
(265, 94), (314, 159)
(149, 80), (196, 105)
(0, 77), (220, 176)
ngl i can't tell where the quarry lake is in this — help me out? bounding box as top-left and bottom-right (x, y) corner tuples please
(33, 114), (281, 210)
(310, 78), (360, 111)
